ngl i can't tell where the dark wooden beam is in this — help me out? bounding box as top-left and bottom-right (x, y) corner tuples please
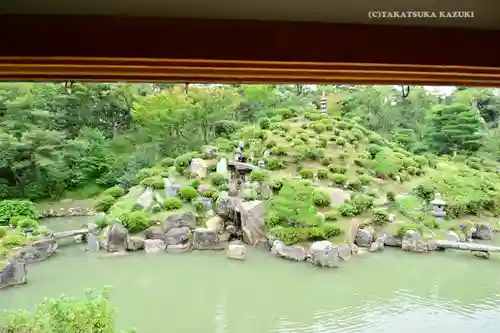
(0, 15), (499, 85)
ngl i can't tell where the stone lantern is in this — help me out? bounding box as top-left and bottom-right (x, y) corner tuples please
(430, 193), (447, 223)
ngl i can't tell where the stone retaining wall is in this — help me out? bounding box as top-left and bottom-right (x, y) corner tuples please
(39, 207), (96, 219)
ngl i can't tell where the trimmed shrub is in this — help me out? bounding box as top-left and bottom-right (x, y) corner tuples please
(164, 197), (182, 211)
(102, 186), (125, 199)
(179, 186), (198, 202)
(299, 169), (314, 179)
(210, 173), (227, 187)
(94, 195), (116, 213)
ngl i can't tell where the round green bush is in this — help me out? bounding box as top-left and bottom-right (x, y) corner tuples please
(164, 197), (182, 210)
(316, 168), (329, 180)
(136, 168), (163, 182)
(94, 215), (110, 229)
(258, 117), (271, 129)
(372, 210), (389, 226)
(151, 204), (162, 213)
(313, 190), (331, 207)
(265, 157), (284, 170)
(330, 173), (348, 186)
(102, 186), (125, 199)
(335, 137), (347, 146)
(159, 157), (175, 168)
(192, 200), (206, 213)
(250, 170), (268, 182)
(346, 178), (363, 192)
(179, 186), (198, 202)
(299, 169), (314, 179)
(324, 210), (338, 221)
(0, 226), (7, 238)
(339, 203), (357, 217)
(210, 173), (227, 187)
(18, 217), (39, 230)
(94, 195), (116, 213)
(140, 176), (164, 189)
(189, 179), (201, 189)
(312, 123), (326, 133)
(125, 211), (149, 233)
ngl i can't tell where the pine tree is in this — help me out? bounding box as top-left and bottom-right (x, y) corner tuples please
(425, 103), (483, 155)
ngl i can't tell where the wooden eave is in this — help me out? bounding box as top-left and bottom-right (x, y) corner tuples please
(1, 15), (500, 86)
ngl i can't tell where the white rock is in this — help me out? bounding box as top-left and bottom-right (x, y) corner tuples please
(226, 243), (246, 260)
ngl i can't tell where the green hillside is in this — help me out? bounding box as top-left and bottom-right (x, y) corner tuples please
(99, 110), (500, 246)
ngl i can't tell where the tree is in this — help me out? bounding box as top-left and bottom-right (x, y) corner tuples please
(425, 103), (483, 155)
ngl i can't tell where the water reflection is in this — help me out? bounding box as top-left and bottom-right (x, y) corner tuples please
(1, 238), (500, 333)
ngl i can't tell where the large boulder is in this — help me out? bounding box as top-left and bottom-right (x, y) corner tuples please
(0, 260), (27, 289)
(190, 158), (208, 178)
(309, 241), (339, 268)
(144, 226), (164, 240)
(401, 230), (427, 253)
(376, 231), (401, 247)
(205, 216), (224, 234)
(144, 239), (166, 253)
(164, 227), (191, 247)
(369, 235), (385, 252)
(240, 200), (266, 246)
(192, 228), (221, 250)
(337, 243), (352, 261)
(103, 222), (129, 252)
(127, 236), (145, 251)
(163, 212), (196, 233)
(214, 194), (238, 220)
(226, 242), (246, 260)
(271, 240), (306, 261)
(354, 228), (373, 248)
(14, 236), (58, 263)
(472, 224), (493, 240)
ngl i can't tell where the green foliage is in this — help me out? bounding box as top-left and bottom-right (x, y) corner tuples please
(94, 215), (110, 229)
(299, 169), (314, 179)
(371, 209), (389, 226)
(102, 186), (125, 199)
(269, 223), (341, 245)
(179, 186), (198, 202)
(330, 173), (348, 186)
(192, 199), (206, 213)
(210, 172), (227, 187)
(0, 288), (136, 333)
(140, 176), (164, 189)
(316, 168), (329, 180)
(266, 181), (318, 229)
(94, 195), (116, 213)
(123, 211), (149, 233)
(346, 178), (363, 191)
(0, 226), (7, 238)
(393, 222), (423, 238)
(312, 189), (331, 207)
(164, 197), (182, 210)
(258, 117), (271, 129)
(249, 169), (268, 182)
(0, 200), (37, 225)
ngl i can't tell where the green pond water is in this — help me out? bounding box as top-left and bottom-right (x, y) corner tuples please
(1, 217), (500, 333)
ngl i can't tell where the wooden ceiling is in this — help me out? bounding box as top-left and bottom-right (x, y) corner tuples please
(1, 0), (500, 86)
